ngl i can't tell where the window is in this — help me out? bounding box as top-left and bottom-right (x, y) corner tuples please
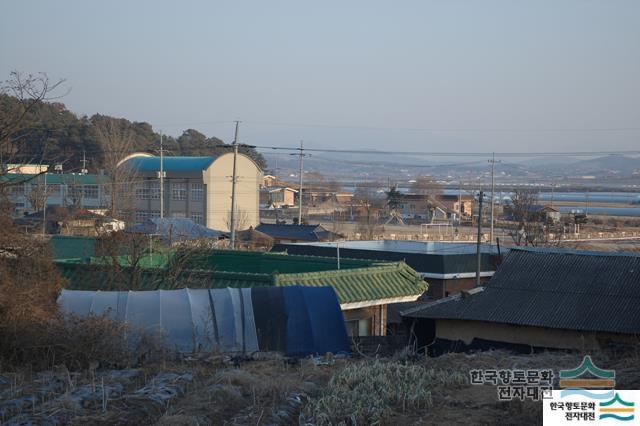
(83, 185), (99, 199)
(171, 212), (186, 218)
(149, 183), (160, 200)
(136, 181), (160, 200)
(172, 182), (187, 200)
(136, 185), (148, 200)
(190, 212), (203, 224)
(345, 318), (372, 337)
(191, 183), (203, 201)
(345, 320), (359, 337)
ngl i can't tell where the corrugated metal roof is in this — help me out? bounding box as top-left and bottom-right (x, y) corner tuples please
(128, 218), (223, 241)
(286, 240), (501, 255)
(122, 156), (216, 172)
(401, 248), (640, 334)
(271, 242), (502, 275)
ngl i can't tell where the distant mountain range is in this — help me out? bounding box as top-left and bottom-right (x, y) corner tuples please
(264, 151), (640, 181)
(565, 155), (640, 175)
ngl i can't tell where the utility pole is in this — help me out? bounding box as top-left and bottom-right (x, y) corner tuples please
(42, 171), (47, 237)
(585, 189), (590, 216)
(458, 179), (462, 223)
(475, 190), (484, 287)
(291, 140), (307, 225)
(159, 133), (165, 219)
(488, 153), (501, 245)
(229, 121), (240, 249)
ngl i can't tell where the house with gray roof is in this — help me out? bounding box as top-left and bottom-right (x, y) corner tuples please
(401, 247), (640, 353)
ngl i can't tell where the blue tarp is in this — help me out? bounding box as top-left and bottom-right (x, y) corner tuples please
(58, 286), (350, 356)
(128, 218), (223, 242)
(282, 286), (350, 356)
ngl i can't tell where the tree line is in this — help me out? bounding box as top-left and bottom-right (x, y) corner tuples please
(0, 75), (266, 175)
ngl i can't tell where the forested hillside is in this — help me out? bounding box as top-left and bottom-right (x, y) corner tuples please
(0, 94), (267, 172)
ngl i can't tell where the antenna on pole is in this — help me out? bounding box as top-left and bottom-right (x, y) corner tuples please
(159, 133), (165, 219)
(229, 121), (240, 249)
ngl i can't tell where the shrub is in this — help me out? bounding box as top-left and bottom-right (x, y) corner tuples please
(301, 360), (463, 425)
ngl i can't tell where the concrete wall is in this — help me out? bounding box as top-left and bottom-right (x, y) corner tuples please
(435, 319), (638, 351)
(427, 276), (491, 299)
(203, 153), (261, 232)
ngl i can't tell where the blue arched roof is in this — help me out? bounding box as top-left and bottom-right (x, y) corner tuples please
(123, 156), (217, 172)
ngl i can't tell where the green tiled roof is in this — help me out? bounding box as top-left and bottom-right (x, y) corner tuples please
(56, 249), (427, 304)
(274, 262), (427, 304)
(3, 173), (106, 185)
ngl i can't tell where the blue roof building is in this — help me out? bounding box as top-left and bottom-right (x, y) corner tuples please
(120, 152), (262, 232)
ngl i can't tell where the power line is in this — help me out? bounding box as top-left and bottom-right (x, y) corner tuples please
(10, 143), (640, 159)
(240, 120), (640, 134)
(254, 145), (640, 157)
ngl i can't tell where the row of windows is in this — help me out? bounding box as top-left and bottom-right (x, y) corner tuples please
(11, 183), (100, 199)
(136, 183), (160, 200)
(136, 182), (204, 201)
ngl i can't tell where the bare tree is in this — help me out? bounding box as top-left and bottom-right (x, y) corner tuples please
(25, 180), (49, 212)
(330, 210), (345, 239)
(507, 188), (562, 246)
(410, 176), (442, 198)
(95, 231), (150, 290)
(94, 119), (137, 219)
(356, 206), (381, 240)
(0, 71), (67, 190)
(225, 209), (250, 232)
(63, 175), (84, 209)
(354, 181), (383, 239)
(0, 197), (65, 365)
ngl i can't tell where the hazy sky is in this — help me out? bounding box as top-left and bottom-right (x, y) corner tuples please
(2, 0), (640, 154)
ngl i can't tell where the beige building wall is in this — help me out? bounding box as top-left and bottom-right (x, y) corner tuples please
(436, 319), (637, 351)
(203, 153), (261, 232)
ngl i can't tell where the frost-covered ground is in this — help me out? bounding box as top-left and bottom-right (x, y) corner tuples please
(1, 349), (638, 425)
